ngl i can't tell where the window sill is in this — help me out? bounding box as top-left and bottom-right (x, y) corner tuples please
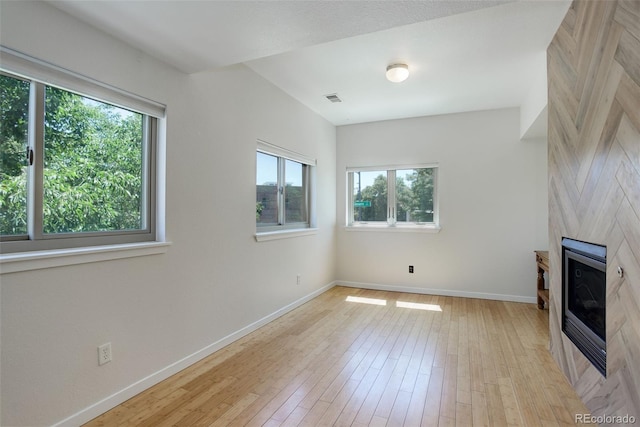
(344, 224), (441, 233)
(255, 228), (318, 242)
(0, 241), (172, 274)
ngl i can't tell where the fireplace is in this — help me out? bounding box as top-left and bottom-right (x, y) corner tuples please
(562, 238), (606, 377)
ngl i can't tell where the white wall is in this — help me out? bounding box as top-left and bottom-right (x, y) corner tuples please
(336, 108), (548, 301)
(0, 2), (336, 425)
(520, 51), (548, 140)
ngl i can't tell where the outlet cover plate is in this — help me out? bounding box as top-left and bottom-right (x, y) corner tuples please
(98, 342), (112, 366)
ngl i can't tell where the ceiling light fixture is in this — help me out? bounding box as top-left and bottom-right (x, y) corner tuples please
(386, 63), (409, 83)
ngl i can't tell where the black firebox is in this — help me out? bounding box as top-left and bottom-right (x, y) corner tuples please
(562, 238), (606, 377)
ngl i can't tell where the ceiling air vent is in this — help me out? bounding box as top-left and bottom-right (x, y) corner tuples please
(324, 93), (342, 103)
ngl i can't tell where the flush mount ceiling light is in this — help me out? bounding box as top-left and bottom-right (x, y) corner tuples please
(386, 63), (409, 83)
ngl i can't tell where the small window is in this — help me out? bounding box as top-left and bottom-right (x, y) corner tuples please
(1, 49), (164, 253)
(256, 140), (314, 233)
(347, 165), (439, 229)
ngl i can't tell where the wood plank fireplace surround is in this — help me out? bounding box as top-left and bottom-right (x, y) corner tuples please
(547, 0), (640, 421)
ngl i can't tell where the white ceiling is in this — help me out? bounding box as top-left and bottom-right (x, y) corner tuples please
(49, 0), (570, 126)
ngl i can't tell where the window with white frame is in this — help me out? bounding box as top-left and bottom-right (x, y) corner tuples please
(0, 48), (164, 253)
(256, 140), (315, 232)
(347, 165), (439, 229)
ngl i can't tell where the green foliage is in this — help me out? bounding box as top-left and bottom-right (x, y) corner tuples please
(256, 202), (264, 220)
(403, 168), (434, 223)
(42, 87), (144, 233)
(1, 75), (145, 236)
(0, 75), (30, 235)
(358, 174), (388, 221)
(0, 169), (27, 235)
(0, 75), (29, 177)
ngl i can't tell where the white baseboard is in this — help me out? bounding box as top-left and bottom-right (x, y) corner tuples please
(337, 280), (537, 304)
(52, 281), (337, 427)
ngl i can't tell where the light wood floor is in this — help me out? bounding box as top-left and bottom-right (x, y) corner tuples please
(85, 286), (589, 426)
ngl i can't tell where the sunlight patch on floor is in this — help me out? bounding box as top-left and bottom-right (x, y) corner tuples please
(346, 296), (441, 311)
(345, 296), (387, 306)
(396, 301), (442, 312)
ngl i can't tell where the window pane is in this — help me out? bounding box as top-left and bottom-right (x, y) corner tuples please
(256, 151), (278, 225)
(43, 87), (145, 234)
(0, 74), (30, 236)
(353, 171), (387, 222)
(284, 159), (307, 224)
(396, 168), (434, 223)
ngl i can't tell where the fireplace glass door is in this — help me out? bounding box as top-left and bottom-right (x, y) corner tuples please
(562, 238), (606, 376)
(566, 252), (606, 340)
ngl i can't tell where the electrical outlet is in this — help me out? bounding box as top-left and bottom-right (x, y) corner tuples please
(98, 342), (112, 366)
(296, 274), (301, 285)
(409, 265), (414, 273)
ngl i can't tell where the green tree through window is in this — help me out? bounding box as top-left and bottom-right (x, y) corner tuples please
(42, 87), (144, 233)
(0, 74), (30, 235)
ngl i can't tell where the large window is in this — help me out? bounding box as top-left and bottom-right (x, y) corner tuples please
(347, 165), (439, 229)
(256, 140), (314, 233)
(0, 49), (164, 253)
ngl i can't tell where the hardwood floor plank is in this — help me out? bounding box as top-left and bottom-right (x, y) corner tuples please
(455, 402), (472, 426)
(243, 370), (314, 425)
(296, 350), (358, 410)
(352, 357), (397, 425)
(456, 372), (472, 407)
(498, 377), (524, 426)
(484, 382), (507, 425)
(438, 415), (455, 427)
(333, 367), (380, 426)
(421, 366), (445, 427)
(439, 354), (458, 420)
(471, 390), (490, 427)
(316, 379), (359, 426)
(404, 372), (429, 425)
(368, 415), (388, 427)
(298, 400), (330, 426)
(432, 299), (452, 369)
(208, 392), (259, 427)
(280, 406), (309, 427)
(508, 364), (543, 427)
(386, 389), (411, 426)
(373, 354), (410, 419)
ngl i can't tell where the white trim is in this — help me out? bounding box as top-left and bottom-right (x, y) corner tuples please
(50, 281), (337, 427)
(255, 228), (318, 242)
(337, 281), (537, 304)
(257, 139), (316, 166)
(0, 46), (165, 118)
(0, 241), (171, 274)
(346, 162), (439, 173)
(344, 225), (441, 233)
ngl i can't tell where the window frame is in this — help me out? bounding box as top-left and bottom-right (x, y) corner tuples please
(346, 163), (440, 231)
(256, 140), (316, 235)
(0, 47), (164, 254)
